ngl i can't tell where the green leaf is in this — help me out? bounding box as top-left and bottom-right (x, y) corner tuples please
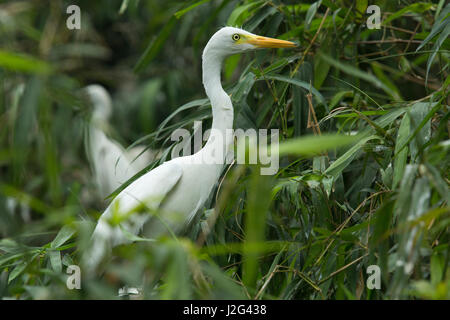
(292, 62), (312, 137)
(394, 164), (418, 219)
(174, 0), (212, 19)
(48, 250), (62, 273)
(424, 164), (450, 204)
(227, 1), (263, 26)
(371, 62), (403, 101)
(425, 23), (450, 84)
(371, 107), (407, 129)
(319, 53), (394, 98)
(278, 134), (358, 156)
(281, 15), (343, 38)
(231, 71), (256, 103)
(134, 16), (177, 73)
(314, 50), (331, 89)
(243, 170), (273, 290)
(329, 91), (353, 109)
(119, 225), (156, 242)
(406, 102), (435, 160)
(305, 1), (322, 30)
(119, 0), (131, 14)
(370, 200), (395, 280)
(0, 239), (19, 253)
(224, 54), (241, 80)
(0, 50), (52, 74)
(355, 0), (368, 22)
(8, 262), (28, 284)
(430, 253), (444, 285)
(416, 3), (450, 52)
(51, 225), (75, 249)
(255, 57), (291, 76)
(383, 2), (433, 25)
(244, 6), (277, 32)
(161, 241), (192, 299)
(324, 135), (381, 180)
(263, 74), (326, 106)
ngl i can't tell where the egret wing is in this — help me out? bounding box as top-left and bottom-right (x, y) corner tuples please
(83, 161), (183, 271)
(125, 145), (158, 172)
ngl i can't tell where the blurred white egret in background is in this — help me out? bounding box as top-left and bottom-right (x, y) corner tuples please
(5, 198), (30, 223)
(84, 85), (158, 198)
(83, 27), (296, 272)
(3, 85), (31, 225)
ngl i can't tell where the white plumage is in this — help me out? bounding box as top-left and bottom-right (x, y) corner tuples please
(85, 85), (157, 198)
(83, 27), (296, 272)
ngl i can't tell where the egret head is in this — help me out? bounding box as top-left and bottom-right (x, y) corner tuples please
(84, 85), (112, 121)
(204, 27), (297, 58)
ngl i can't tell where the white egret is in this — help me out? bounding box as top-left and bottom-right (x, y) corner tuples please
(83, 27), (296, 272)
(85, 85), (158, 198)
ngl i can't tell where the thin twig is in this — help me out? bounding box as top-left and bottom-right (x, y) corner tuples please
(306, 92), (321, 135)
(350, 39), (423, 44)
(403, 22), (421, 53)
(254, 265), (278, 299)
(318, 254), (368, 285)
(291, 8), (331, 77)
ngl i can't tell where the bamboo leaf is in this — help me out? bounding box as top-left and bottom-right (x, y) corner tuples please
(325, 135), (381, 180)
(319, 53), (394, 97)
(48, 250), (62, 273)
(51, 225), (76, 249)
(305, 1), (322, 30)
(134, 16), (177, 73)
(278, 134), (358, 156)
(174, 0), (212, 19)
(0, 50), (52, 74)
(263, 74), (326, 106)
(8, 262), (28, 284)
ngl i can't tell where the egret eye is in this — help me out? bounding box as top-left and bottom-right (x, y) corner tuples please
(232, 34), (240, 41)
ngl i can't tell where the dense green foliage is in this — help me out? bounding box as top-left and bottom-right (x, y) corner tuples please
(0, 0), (449, 299)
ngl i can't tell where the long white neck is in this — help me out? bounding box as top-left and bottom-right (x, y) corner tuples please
(200, 46), (234, 160)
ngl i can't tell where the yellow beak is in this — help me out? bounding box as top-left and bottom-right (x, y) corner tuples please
(246, 35), (297, 48)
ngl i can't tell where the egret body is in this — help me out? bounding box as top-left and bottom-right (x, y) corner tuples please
(85, 85), (157, 197)
(83, 27), (295, 271)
